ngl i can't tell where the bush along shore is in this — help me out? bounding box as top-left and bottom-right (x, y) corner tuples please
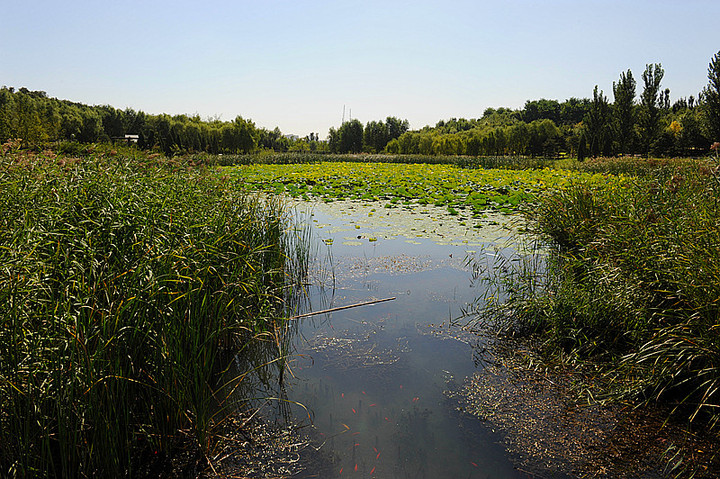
(483, 154), (720, 446)
(0, 143), (311, 477)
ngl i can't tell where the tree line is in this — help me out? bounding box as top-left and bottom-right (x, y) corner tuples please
(332, 52), (720, 158)
(385, 56), (719, 158)
(2, 50), (719, 158)
(0, 88), (326, 155)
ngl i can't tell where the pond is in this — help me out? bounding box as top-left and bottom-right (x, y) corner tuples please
(278, 199), (541, 478)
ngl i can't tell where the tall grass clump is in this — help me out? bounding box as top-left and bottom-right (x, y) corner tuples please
(0, 146), (309, 477)
(559, 155), (707, 177)
(480, 159), (720, 429)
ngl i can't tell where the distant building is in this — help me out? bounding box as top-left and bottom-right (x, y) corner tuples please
(112, 134), (139, 144)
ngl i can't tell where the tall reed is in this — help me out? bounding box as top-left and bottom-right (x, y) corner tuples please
(475, 160), (720, 430)
(0, 148), (310, 476)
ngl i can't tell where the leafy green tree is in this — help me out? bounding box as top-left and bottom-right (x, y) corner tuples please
(702, 50), (720, 142)
(523, 99), (561, 124)
(329, 120), (363, 153)
(418, 133), (434, 155)
(494, 128), (507, 155)
(0, 87), (17, 140)
(77, 111), (103, 143)
(341, 119), (364, 153)
(577, 132), (588, 161)
(526, 119), (559, 157)
(363, 120), (387, 152)
(385, 138), (400, 154)
(259, 127), (289, 152)
(219, 116), (258, 154)
(466, 131), (481, 156)
(100, 106), (124, 138)
(482, 107), (521, 127)
(395, 131), (421, 154)
(584, 86), (612, 156)
(507, 122), (530, 155)
(15, 93), (45, 145)
(327, 127), (339, 153)
(677, 108), (708, 154)
(122, 108), (146, 135)
(385, 116), (409, 143)
(61, 107), (83, 141)
(639, 63), (664, 155)
(232, 116), (258, 153)
(559, 97), (590, 125)
(612, 69), (636, 154)
(660, 88), (671, 111)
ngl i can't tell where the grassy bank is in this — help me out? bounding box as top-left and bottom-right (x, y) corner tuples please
(484, 156), (720, 431)
(0, 146), (309, 476)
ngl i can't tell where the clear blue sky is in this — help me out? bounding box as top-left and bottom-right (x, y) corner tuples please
(2, 0), (718, 138)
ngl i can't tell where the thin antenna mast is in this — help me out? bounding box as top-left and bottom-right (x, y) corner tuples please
(342, 105), (346, 124)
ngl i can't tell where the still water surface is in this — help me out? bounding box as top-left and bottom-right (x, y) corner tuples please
(283, 201), (531, 478)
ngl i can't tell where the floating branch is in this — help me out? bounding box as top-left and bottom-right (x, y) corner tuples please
(289, 297), (396, 320)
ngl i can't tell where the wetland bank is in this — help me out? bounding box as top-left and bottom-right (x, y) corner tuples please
(223, 157), (720, 478)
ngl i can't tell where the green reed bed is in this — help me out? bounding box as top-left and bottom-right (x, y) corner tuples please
(200, 151), (553, 169)
(558, 155), (708, 177)
(489, 158), (720, 429)
(0, 149), (309, 477)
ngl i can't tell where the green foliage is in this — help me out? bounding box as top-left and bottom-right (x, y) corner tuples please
(362, 117), (409, 152)
(496, 160), (720, 429)
(613, 69), (637, 154)
(386, 120), (563, 158)
(703, 50), (720, 142)
(329, 119), (364, 153)
(577, 132), (588, 162)
(639, 63), (665, 155)
(523, 98), (561, 124)
(0, 87), (264, 156)
(0, 148), (309, 476)
(585, 86), (612, 157)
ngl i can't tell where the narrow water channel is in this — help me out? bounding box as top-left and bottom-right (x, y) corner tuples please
(280, 201), (536, 478)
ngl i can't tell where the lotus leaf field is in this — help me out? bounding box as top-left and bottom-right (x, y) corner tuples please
(227, 162), (628, 214)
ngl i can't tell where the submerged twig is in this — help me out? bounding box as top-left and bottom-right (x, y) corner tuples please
(289, 297), (396, 319)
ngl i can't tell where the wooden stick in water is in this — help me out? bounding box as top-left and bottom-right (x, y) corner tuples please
(289, 297), (396, 320)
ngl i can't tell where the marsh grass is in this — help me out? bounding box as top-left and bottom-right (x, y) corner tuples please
(473, 157), (720, 436)
(0, 147), (310, 476)
(558, 155), (706, 177)
(199, 152), (553, 169)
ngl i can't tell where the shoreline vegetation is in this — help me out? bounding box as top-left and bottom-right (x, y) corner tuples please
(465, 152), (720, 476)
(0, 144), (313, 476)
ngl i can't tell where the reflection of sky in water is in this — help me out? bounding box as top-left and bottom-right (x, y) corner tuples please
(282, 201), (530, 478)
